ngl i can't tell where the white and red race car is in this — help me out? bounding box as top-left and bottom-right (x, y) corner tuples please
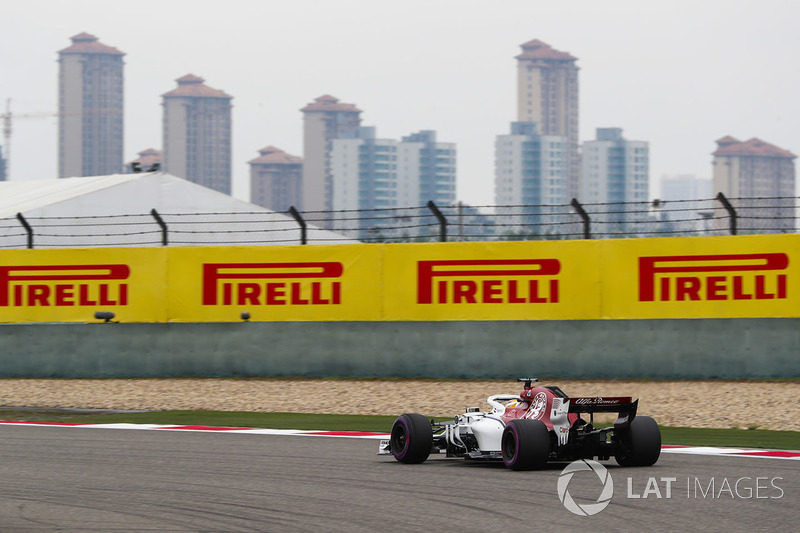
(379, 378), (661, 470)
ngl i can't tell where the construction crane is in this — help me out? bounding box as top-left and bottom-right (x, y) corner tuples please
(2, 98), (58, 180)
(1, 99), (120, 180)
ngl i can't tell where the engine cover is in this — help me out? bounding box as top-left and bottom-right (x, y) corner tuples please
(467, 416), (504, 452)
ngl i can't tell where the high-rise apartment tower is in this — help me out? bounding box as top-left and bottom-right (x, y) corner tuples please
(581, 128), (649, 232)
(712, 136), (796, 233)
(125, 148), (162, 173)
(494, 121), (569, 236)
(495, 121), (568, 207)
(248, 146), (303, 211)
(516, 39), (579, 198)
(401, 130), (457, 206)
(301, 95), (362, 212)
(331, 127), (456, 212)
(581, 128), (649, 204)
(329, 127), (456, 240)
(58, 33), (124, 178)
(0, 144), (6, 181)
(162, 75), (232, 194)
(659, 174), (714, 234)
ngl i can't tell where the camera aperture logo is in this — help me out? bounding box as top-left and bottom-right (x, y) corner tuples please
(557, 459), (614, 516)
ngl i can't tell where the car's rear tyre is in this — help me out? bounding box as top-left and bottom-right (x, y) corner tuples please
(501, 419), (550, 470)
(615, 415), (661, 467)
(390, 413), (433, 464)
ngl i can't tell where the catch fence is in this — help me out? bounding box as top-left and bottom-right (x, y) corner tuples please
(1, 194), (796, 248)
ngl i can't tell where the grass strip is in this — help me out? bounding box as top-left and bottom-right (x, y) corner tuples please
(660, 426), (799, 450)
(2, 409), (797, 450)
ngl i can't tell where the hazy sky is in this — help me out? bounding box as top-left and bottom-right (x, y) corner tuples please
(2, 0), (798, 205)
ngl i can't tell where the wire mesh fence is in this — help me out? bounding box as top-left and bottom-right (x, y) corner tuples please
(0, 195), (797, 249)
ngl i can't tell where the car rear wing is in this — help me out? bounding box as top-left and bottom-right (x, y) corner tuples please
(566, 397), (638, 428)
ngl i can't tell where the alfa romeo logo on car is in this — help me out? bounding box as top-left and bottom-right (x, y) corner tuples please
(524, 391), (548, 420)
(557, 459), (614, 516)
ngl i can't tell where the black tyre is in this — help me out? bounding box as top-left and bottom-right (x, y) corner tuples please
(615, 415), (661, 467)
(390, 413), (433, 464)
(501, 419), (550, 471)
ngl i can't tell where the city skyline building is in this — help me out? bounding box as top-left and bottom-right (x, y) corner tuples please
(162, 74), (233, 194)
(712, 136), (796, 233)
(248, 146), (303, 211)
(0, 144), (6, 181)
(660, 173), (713, 201)
(125, 148), (162, 173)
(330, 126), (456, 239)
(516, 39), (580, 199)
(581, 128), (649, 204)
(494, 121), (569, 236)
(58, 33), (125, 178)
(581, 128), (649, 233)
(331, 127), (407, 214)
(495, 121), (568, 206)
(401, 130), (457, 206)
(659, 174), (714, 235)
(301, 95), (362, 213)
(38, 35), (797, 241)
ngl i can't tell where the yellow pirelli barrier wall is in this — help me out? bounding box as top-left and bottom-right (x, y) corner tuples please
(0, 248), (169, 323)
(167, 245), (383, 322)
(0, 234), (797, 323)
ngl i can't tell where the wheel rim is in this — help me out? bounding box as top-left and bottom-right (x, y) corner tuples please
(391, 419), (409, 458)
(502, 428), (518, 465)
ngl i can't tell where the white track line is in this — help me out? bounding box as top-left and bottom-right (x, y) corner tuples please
(1, 421), (797, 459)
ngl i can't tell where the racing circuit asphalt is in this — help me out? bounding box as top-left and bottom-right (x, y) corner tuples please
(0, 425), (796, 532)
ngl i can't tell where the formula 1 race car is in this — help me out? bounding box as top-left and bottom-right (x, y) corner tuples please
(379, 378), (661, 470)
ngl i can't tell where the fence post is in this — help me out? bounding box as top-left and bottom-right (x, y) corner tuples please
(289, 206), (307, 245)
(427, 201), (447, 242)
(716, 192), (737, 235)
(570, 199), (591, 239)
(16, 212), (33, 249)
(150, 209), (168, 246)
(457, 201), (464, 242)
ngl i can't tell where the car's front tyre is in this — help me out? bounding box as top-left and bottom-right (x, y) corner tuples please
(390, 413), (433, 464)
(501, 419), (550, 470)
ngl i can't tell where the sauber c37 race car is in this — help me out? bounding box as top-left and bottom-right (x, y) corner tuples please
(379, 378), (661, 470)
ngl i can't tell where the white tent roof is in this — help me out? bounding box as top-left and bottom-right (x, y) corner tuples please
(0, 174), (143, 217)
(0, 173), (357, 247)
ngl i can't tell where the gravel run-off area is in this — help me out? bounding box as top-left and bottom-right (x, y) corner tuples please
(0, 378), (798, 431)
